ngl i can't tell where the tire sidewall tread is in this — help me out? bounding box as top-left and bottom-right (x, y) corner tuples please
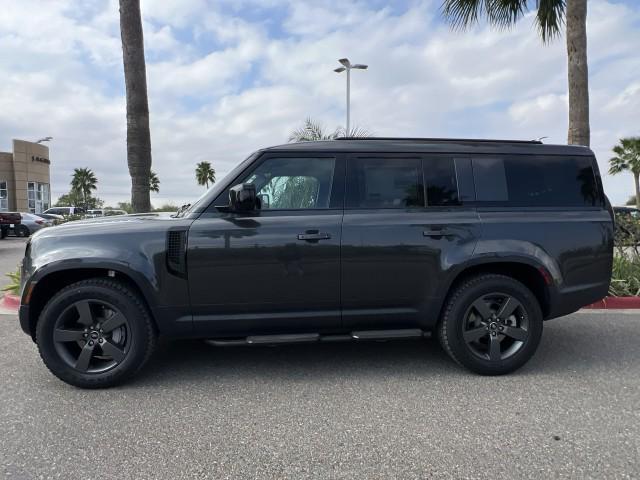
(35, 278), (156, 388)
(438, 274), (543, 376)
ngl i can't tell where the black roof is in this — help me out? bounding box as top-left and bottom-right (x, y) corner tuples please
(265, 137), (593, 156)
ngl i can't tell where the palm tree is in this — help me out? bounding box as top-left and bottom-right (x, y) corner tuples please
(195, 161), (216, 189)
(71, 168), (98, 209)
(609, 137), (640, 209)
(149, 170), (160, 193)
(288, 117), (371, 143)
(119, 0), (152, 213)
(441, 0), (590, 146)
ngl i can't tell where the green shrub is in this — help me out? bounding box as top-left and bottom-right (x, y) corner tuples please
(611, 212), (640, 296)
(2, 267), (20, 296)
(609, 255), (640, 297)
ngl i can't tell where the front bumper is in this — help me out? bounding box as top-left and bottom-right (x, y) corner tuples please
(19, 304), (31, 337)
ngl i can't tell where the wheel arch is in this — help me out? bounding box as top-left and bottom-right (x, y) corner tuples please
(26, 267), (156, 341)
(439, 260), (554, 321)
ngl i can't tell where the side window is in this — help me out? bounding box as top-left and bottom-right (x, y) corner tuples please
(472, 155), (600, 207)
(243, 157), (336, 210)
(425, 157), (460, 206)
(346, 157), (424, 208)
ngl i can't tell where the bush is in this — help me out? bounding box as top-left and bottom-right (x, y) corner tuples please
(2, 267), (20, 296)
(611, 212), (640, 296)
(609, 255), (640, 296)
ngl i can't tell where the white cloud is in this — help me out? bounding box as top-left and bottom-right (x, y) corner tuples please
(0, 0), (638, 208)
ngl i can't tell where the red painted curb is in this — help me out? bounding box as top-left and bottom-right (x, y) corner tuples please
(583, 296), (640, 310)
(0, 293), (20, 311)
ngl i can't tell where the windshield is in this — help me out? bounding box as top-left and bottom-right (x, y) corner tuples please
(176, 151), (261, 217)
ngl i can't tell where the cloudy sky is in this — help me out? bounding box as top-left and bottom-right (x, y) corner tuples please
(0, 0), (639, 207)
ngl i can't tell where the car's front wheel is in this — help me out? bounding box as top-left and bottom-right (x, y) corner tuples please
(36, 279), (157, 388)
(438, 274), (543, 375)
(16, 225), (30, 237)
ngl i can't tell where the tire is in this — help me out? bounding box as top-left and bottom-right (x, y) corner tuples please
(16, 225), (30, 237)
(36, 279), (157, 388)
(0, 226), (7, 239)
(438, 274), (543, 375)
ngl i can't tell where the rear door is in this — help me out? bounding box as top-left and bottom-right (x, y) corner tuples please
(341, 153), (480, 330)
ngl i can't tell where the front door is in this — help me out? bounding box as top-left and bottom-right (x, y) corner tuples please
(187, 153), (344, 337)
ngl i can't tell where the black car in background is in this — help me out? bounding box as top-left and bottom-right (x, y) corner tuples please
(18, 138), (614, 388)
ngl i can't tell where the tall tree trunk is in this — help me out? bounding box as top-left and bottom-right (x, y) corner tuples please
(119, 0), (152, 213)
(634, 173), (640, 210)
(566, 0), (590, 147)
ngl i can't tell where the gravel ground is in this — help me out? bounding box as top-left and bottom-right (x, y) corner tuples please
(1, 310), (639, 479)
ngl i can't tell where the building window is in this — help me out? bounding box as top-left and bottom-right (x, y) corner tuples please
(0, 181), (7, 211)
(27, 181), (50, 213)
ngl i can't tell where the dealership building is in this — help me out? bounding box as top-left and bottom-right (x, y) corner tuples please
(0, 139), (51, 214)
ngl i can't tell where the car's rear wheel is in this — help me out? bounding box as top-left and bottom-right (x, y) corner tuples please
(36, 279), (156, 388)
(438, 274), (543, 375)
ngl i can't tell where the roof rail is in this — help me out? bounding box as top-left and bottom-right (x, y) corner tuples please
(335, 137), (543, 145)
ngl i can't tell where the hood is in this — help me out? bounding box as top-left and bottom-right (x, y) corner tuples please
(31, 212), (190, 240)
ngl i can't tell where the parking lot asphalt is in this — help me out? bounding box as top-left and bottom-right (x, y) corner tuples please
(0, 237), (26, 287)
(1, 237), (639, 479)
(1, 310), (639, 479)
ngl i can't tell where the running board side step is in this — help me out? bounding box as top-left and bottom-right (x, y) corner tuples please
(206, 329), (430, 347)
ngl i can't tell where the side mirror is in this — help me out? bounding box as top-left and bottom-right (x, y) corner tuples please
(229, 183), (258, 212)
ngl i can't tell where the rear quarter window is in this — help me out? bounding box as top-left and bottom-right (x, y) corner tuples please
(472, 155), (601, 207)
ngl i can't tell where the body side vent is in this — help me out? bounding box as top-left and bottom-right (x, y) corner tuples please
(166, 230), (187, 277)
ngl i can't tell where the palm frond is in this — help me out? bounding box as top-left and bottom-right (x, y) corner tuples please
(536, 0), (565, 42)
(609, 137), (640, 176)
(334, 125), (373, 139)
(288, 117), (337, 142)
(441, 0), (528, 31)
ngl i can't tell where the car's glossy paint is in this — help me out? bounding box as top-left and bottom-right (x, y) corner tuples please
(19, 139), (614, 340)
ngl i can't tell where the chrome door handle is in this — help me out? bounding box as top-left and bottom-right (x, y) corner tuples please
(297, 232), (331, 241)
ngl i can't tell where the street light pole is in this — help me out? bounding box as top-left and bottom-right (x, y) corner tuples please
(334, 58), (367, 136)
(346, 67), (350, 134)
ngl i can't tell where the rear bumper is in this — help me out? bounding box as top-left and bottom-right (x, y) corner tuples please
(547, 280), (610, 319)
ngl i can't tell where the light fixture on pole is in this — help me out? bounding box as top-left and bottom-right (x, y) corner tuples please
(334, 58), (367, 135)
(35, 136), (53, 144)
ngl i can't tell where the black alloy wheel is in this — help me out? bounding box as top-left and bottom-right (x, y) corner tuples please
(36, 279), (156, 388)
(52, 299), (130, 374)
(438, 274), (543, 375)
(461, 292), (529, 362)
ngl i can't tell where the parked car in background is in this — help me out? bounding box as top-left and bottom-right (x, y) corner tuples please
(0, 211), (21, 239)
(86, 209), (128, 218)
(613, 206), (640, 220)
(86, 209), (104, 218)
(36, 213), (64, 225)
(13, 213), (52, 237)
(44, 206), (86, 217)
(104, 209), (127, 217)
(18, 138), (614, 388)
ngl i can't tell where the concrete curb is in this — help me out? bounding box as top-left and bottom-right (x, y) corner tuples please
(0, 293), (19, 312)
(583, 296), (640, 310)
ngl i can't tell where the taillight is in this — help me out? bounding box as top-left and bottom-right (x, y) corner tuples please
(35, 220), (44, 225)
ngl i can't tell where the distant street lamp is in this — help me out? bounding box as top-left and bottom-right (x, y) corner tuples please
(35, 136), (53, 144)
(334, 58), (367, 135)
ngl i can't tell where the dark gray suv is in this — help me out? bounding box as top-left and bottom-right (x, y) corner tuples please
(19, 138), (614, 388)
